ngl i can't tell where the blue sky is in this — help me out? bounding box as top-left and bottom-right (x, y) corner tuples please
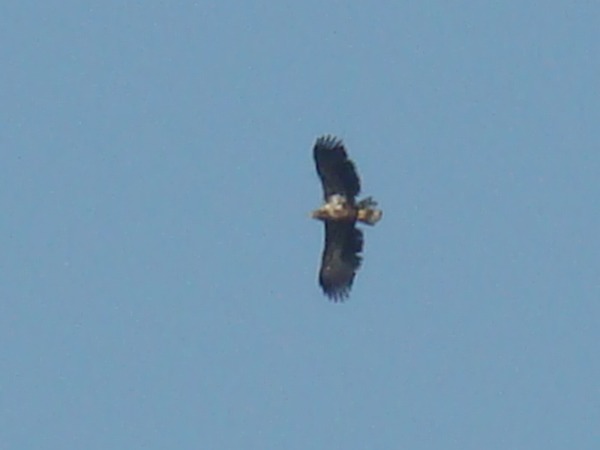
(2, 1), (599, 449)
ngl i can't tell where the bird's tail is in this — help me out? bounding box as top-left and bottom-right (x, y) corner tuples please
(357, 197), (382, 225)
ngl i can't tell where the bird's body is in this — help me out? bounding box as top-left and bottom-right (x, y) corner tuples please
(310, 135), (382, 301)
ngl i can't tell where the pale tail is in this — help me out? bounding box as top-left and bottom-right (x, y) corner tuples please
(356, 197), (382, 225)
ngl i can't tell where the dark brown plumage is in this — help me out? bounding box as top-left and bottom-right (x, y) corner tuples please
(310, 135), (382, 301)
(313, 135), (361, 200)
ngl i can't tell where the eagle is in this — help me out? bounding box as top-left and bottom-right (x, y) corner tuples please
(310, 135), (382, 301)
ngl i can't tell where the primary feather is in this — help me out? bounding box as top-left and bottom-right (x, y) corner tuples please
(319, 222), (363, 301)
(313, 135), (361, 201)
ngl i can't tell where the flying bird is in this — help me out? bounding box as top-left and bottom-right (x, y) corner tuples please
(310, 135), (382, 301)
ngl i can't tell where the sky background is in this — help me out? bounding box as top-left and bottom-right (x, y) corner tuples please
(1, 1), (599, 449)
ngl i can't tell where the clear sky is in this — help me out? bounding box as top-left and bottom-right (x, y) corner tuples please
(2, 2), (599, 449)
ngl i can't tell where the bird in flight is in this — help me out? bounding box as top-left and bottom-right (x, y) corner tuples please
(310, 135), (382, 301)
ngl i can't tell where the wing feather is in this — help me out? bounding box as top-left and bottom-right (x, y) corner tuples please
(313, 135), (361, 200)
(318, 221), (363, 301)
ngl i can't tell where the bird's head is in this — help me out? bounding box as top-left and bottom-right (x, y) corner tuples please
(310, 207), (328, 221)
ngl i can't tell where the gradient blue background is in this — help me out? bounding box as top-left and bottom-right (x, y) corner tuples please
(2, 2), (599, 449)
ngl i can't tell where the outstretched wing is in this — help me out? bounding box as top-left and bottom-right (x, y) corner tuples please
(318, 221), (363, 301)
(313, 135), (361, 200)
